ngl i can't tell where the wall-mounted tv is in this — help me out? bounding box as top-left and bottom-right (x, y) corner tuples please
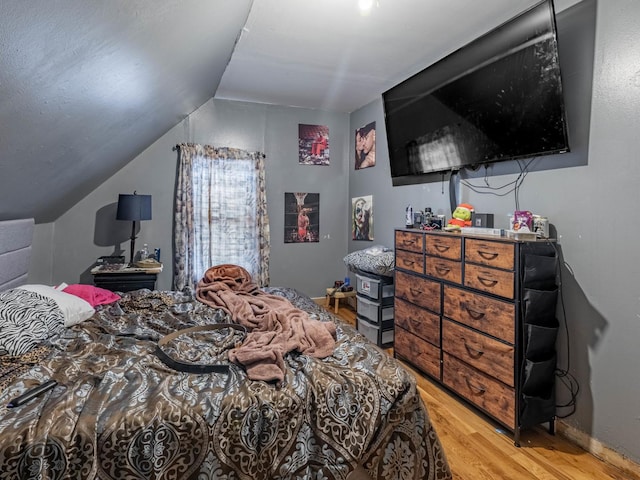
(383, 0), (569, 186)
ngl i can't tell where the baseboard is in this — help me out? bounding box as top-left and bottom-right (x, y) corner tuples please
(557, 420), (640, 475)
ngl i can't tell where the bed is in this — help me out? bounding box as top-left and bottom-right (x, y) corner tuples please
(0, 219), (451, 480)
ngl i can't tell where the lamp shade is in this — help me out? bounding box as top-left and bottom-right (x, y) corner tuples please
(116, 193), (152, 221)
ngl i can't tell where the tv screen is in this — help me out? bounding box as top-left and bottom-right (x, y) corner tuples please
(383, 0), (569, 184)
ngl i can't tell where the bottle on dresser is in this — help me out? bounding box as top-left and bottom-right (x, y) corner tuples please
(138, 243), (149, 261)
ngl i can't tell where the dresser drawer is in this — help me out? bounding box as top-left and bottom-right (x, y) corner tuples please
(395, 230), (424, 253)
(395, 249), (424, 274)
(425, 234), (461, 260)
(465, 238), (514, 270)
(395, 328), (441, 380)
(442, 319), (514, 387)
(443, 285), (515, 343)
(426, 256), (462, 284)
(464, 263), (514, 299)
(395, 298), (440, 346)
(395, 271), (441, 313)
(443, 353), (515, 429)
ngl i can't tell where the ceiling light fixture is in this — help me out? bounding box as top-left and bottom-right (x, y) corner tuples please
(358, 0), (377, 16)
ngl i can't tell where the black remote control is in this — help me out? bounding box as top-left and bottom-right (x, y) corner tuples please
(6, 380), (58, 408)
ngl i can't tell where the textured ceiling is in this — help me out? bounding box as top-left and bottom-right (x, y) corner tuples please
(0, 0), (252, 223)
(0, 0), (578, 223)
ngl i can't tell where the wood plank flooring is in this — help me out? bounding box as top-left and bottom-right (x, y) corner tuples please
(325, 301), (640, 480)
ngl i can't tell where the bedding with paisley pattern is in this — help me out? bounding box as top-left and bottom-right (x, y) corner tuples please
(0, 287), (451, 480)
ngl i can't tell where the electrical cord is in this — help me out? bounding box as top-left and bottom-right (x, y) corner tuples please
(456, 158), (580, 420)
(517, 239), (579, 421)
(550, 241), (579, 418)
(459, 158), (537, 210)
(448, 170), (458, 214)
(460, 157), (580, 416)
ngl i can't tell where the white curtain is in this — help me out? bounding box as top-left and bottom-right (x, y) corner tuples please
(174, 143), (270, 291)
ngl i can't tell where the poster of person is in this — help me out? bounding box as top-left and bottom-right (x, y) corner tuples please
(285, 192), (320, 243)
(355, 121), (376, 170)
(299, 124), (329, 165)
(352, 195), (373, 241)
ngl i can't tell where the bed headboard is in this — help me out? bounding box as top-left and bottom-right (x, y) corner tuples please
(0, 218), (35, 291)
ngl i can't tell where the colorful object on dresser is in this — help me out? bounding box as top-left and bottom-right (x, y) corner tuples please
(446, 203), (474, 229)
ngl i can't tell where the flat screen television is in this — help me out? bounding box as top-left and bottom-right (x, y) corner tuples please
(383, 0), (569, 185)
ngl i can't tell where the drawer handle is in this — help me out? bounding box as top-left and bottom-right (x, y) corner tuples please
(409, 287), (422, 297)
(477, 250), (499, 261)
(462, 338), (484, 357)
(402, 259), (415, 266)
(435, 265), (450, 275)
(465, 306), (485, 320)
(465, 377), (486, 395)
(402, 239), (416, 246)
(477, 276), (498, 287)
(434, 244), (450, 253)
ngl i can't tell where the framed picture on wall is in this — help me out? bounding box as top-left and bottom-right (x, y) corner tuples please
(299, 124), (329, 165)
(352, 195), (373, 241)
(355, 121), (375, 170)
(285, 192), (320, 243)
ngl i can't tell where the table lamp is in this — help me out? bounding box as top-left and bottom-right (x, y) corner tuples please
(116, 191), (152, 265)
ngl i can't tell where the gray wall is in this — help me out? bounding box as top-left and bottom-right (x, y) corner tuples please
(349, 0), (640, 464)
(26, 0), (640, 465)
(38, 99), (350, 298)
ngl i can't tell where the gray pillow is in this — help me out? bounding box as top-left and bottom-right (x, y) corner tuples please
(0, 288), (64, 355)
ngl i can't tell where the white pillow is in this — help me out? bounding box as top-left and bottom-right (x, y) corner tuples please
(17, 284), (95, 327)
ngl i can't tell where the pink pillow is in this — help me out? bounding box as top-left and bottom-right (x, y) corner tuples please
(63, 284), (121, 307)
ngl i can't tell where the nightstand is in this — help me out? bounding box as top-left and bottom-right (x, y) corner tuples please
(91, 263), (162, 292)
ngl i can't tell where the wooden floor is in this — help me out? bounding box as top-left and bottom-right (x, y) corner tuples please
(326, 300), (640, 480)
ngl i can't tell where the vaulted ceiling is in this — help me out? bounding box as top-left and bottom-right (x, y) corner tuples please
(1, 0), (576, 223)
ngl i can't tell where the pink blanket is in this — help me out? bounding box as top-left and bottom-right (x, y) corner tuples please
(196, 264), (336, 383)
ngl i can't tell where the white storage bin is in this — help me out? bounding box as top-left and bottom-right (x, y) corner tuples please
(357, 295), (394, 324)
(357, 317), (395, 347)
(356, 273), (394, 303)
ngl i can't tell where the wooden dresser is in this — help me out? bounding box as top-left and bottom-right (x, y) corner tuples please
(394, 228), (559, 445)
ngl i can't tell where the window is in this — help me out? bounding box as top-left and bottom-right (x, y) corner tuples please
(174, 144), (270, 290)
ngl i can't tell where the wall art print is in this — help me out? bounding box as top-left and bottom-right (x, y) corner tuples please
(299, 124), (329, 165)
(355, 121), (375, 170)
(352, 195), (373, 241)
(285, 192), (320, 243)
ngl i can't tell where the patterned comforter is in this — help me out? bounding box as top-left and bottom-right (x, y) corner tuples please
(0, 287), (451, 480)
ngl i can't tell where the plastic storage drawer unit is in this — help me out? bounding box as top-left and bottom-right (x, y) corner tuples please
(357, 294), (394, 325)
(357, 317), (394, 347)
(356, 273), (394, 305)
